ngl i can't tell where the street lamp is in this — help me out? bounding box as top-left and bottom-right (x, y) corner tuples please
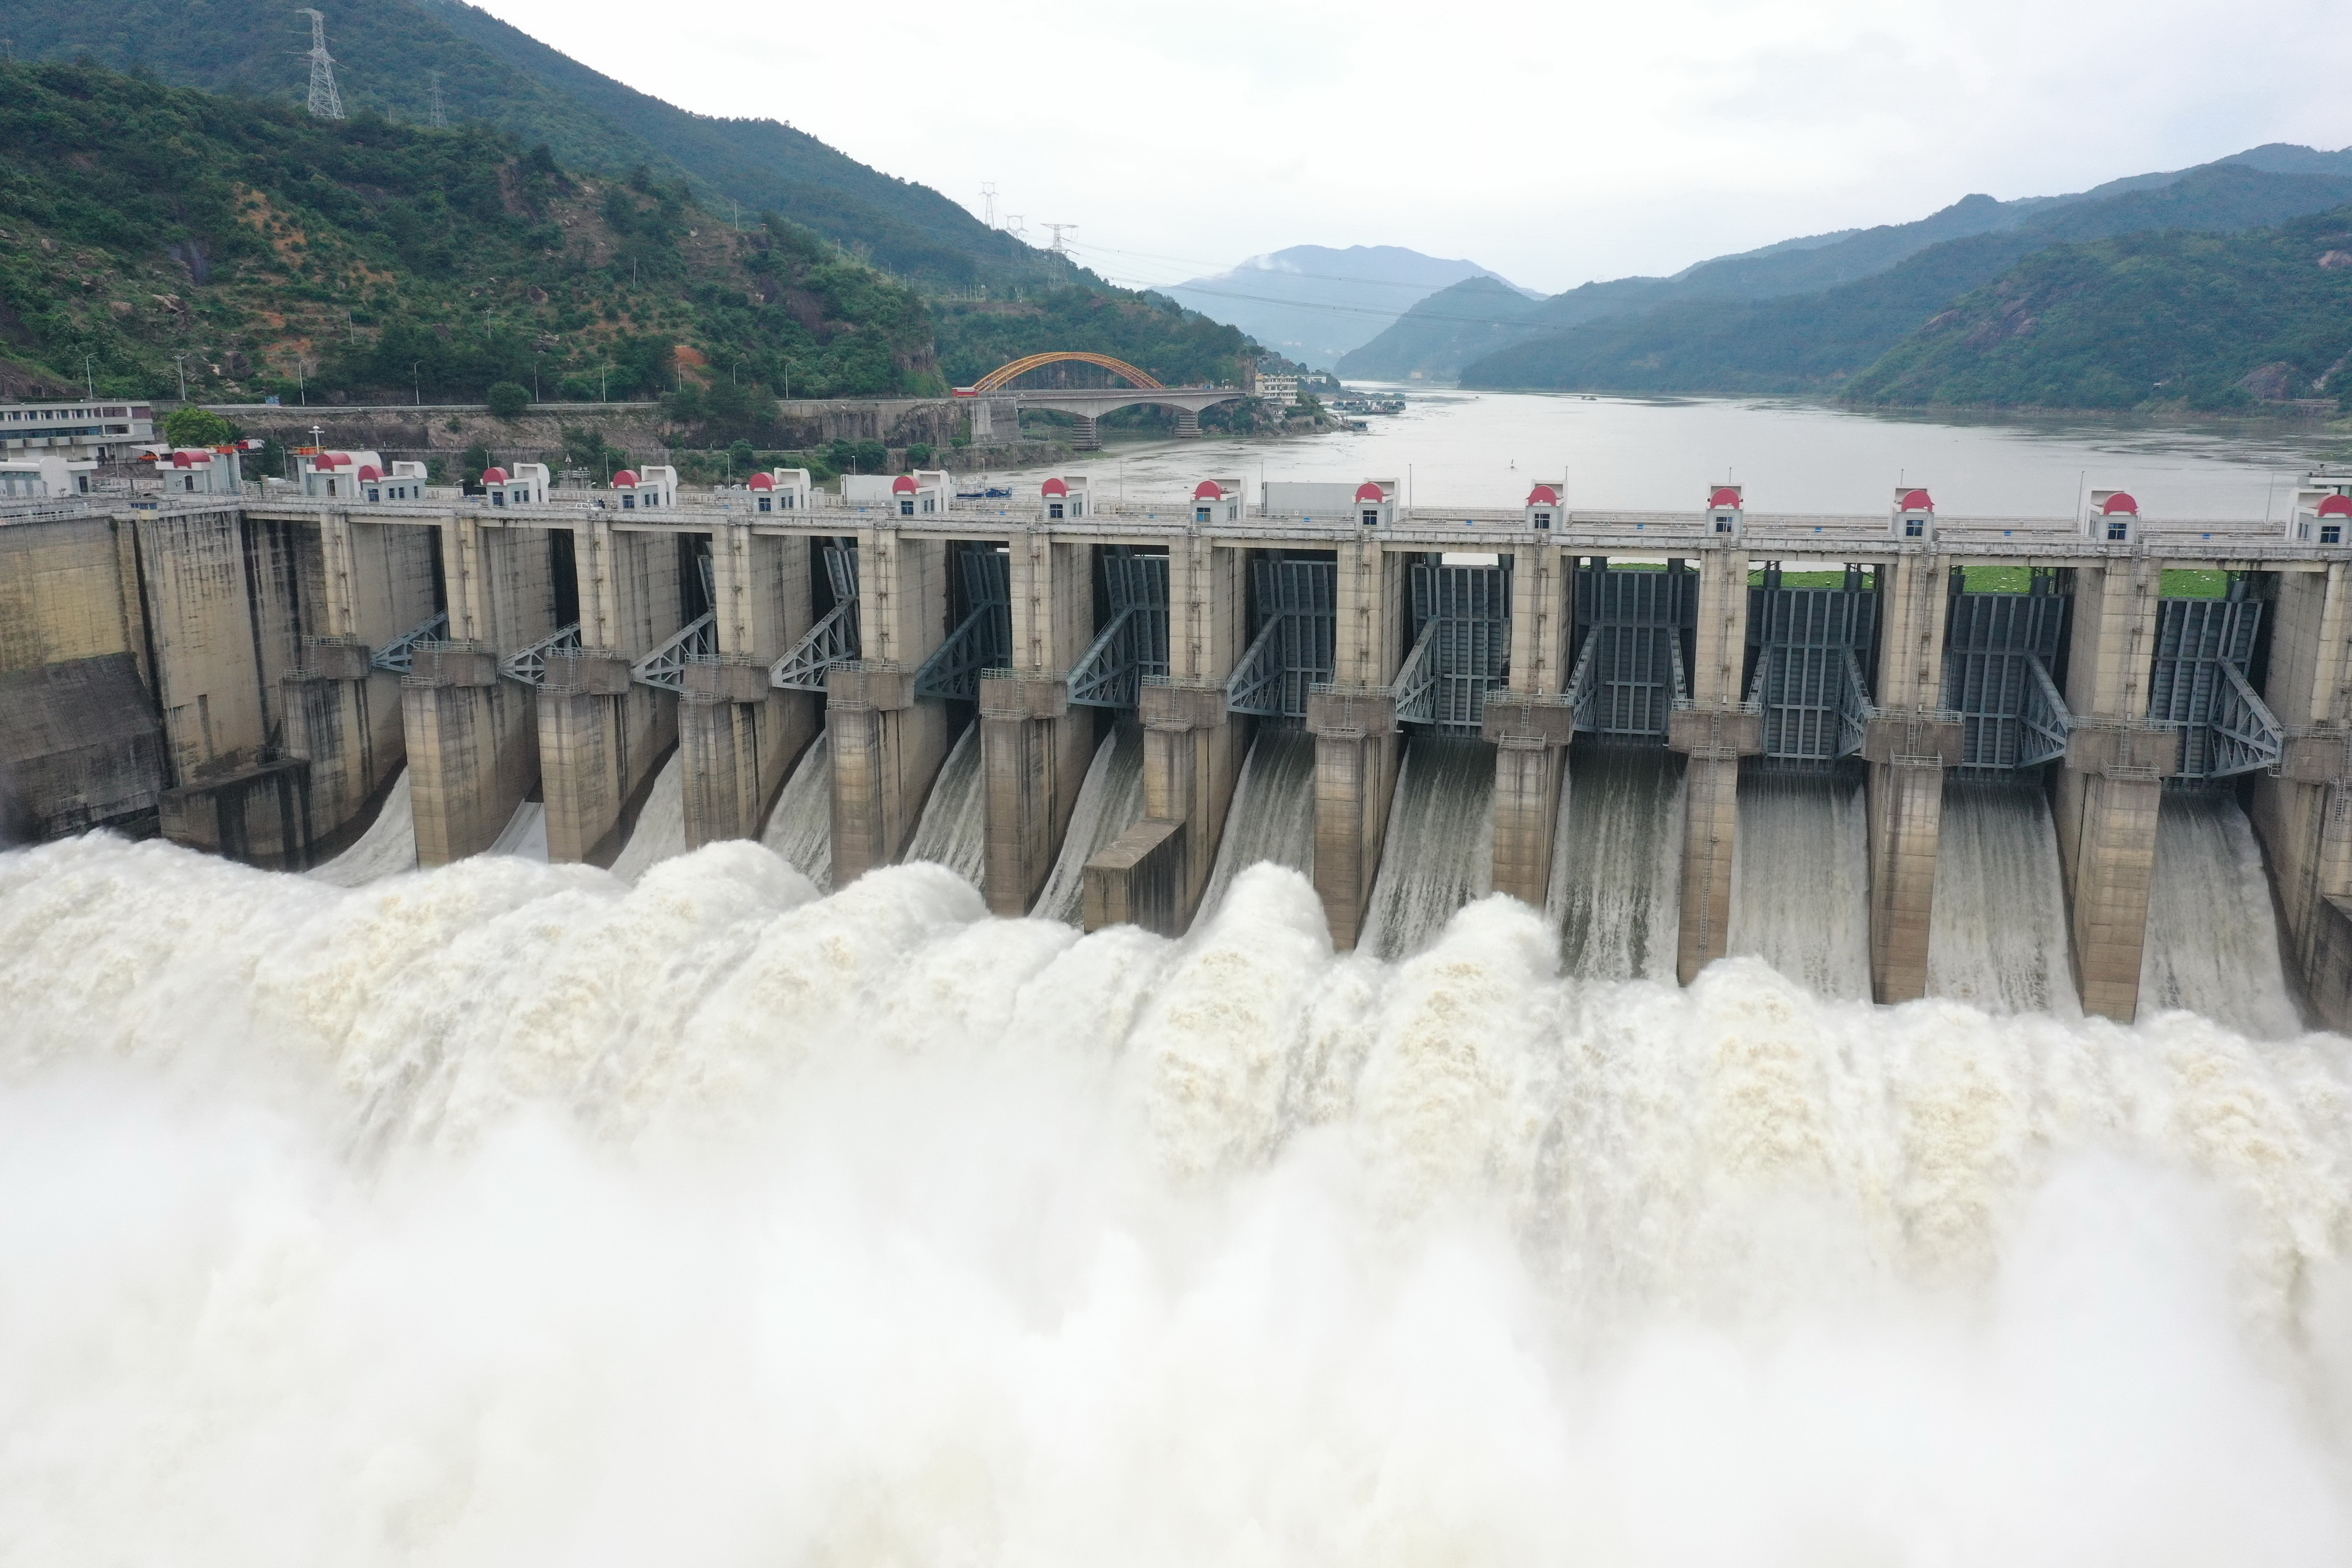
(600, 366), (610, 402)
(83, 355), (95, 399)
(172, 353), (188, 402)
(412, 361), (423, 406)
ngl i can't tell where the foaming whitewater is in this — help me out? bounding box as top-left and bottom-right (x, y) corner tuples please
(1548, 745), (1683, 981)
(489, 798), (549, 860)
(1928, 779), (2079, 1015)
(308, 768), (417, 886)
(761, 733), (831, 891)
(5, 833), (2352, 1564)
(1728, 769), (1870, 1000)
(1035, 723), (1145, 924)
(1199, 727), (1316, 920)
(608, 750), (686, 883)
(2143, 790), (2301, 1038)
(1359, 735), (1496, 961)
(903, 722), (987, 888)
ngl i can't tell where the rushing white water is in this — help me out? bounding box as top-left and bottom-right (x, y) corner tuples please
(1199, 727), (1317, 922)
(1548, 745), (1683, 982)
(308, 768), (417, 887)
(1035, 723), (1145, 924)
(1360, 736), (1496, 961)
(608, 751), (686, 884)
(1727, 769), (1871, 1001)
(1927, 780), (2080, 1017)
(2142, 790), (2302, 1039)
(489, 800), (549, 861)
(760, 734), (831, 892)
(904, 723), (987, 889)
(2, 832), (2350, 1564)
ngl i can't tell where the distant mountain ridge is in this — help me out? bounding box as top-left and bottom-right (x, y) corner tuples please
(1163, 245), (1531, 366)
(1339, 143), (2352, 384)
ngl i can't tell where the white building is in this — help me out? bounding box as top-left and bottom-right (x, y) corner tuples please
(299, 449), (384, 499)
(0, 400), (155, 461)
(1040, 475), (1090, 520)
(888, 471), (953, 517)
(1256, 373), (1299, 409)
(748, 469), (814, 513)
(606, 466), (679, 510)
(1191, 479), (1245, 525)
(2288, 473), (2352, 546)
(158, 448), (242, 496)
(356, 461), (430, 503)
(479, 463), (550, 507)
(0, 454), (95, 499)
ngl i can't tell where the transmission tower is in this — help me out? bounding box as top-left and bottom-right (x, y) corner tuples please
(980, 182), (997, 228)
(296, 9), (343, 121)
(426, 69), (446, 129)
(1042, 222), (1075, 257)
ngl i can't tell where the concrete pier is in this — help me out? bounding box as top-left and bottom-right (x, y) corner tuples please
(1087, 533), (1247, 932)
(828, 526), (950, 883)
(2053, 558), (2173, 1021)
(1312, 539), (1408, 949)
(982, 533), (1092, 915)
(1862, 553), (1960, 1002)
(1485, 539), (1576, 906)
(2250, 562), (2352, 1027)
(405, 514), (554, 865)
(680, 526), (816, 848)
(1670, 545), (1758, 982)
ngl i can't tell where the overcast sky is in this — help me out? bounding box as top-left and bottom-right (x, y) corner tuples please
(478, 0), (2349, 295)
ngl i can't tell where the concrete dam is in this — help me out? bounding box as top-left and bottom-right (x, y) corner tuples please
(6, 472), (2352, 1029)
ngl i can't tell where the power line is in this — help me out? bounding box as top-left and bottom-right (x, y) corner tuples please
(295, 9), (342, 120)
(1041, 222), (1077, 257)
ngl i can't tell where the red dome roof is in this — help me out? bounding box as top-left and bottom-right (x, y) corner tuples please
(748, 472), (774, 490)
(1193, 480), (1225, 500)
(480, 466), (509, 485)
(1708, 486), (1740, 507)
(2099, 492), (2139, 515)
(1526, 485), (1560, 506)
(1041, 477), (1070, 497)
(357, 464), (384, 481)
(1899, 488), (1933, 511)
(322, 452), (352, 467)
(2320, 494), (2352, 518)
(170, 450), (205, 468)
(612, 469), (640, 487)
(1354, 482), (1386, 502)
(892, 474), (920, 494)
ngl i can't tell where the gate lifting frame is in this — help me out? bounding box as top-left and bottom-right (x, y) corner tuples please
(633, 556), (719, 691)
(1068, 548), (1170, 709)
(1227, 556), (1336, 720)
(772, 542), (861, 692)
(1399, 559), (1511, 733)
(1566, 564), (1691, 740)
(1942, 591), (2070, 771)
(913, 544), (1012, 701)
(2148, 596), (2283, 779)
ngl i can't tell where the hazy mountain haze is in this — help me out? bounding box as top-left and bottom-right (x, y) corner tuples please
(1162, 246), (1531, 366)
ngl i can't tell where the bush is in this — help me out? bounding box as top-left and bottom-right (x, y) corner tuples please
(904, 442), (934, 467)
(163, 406), (235, 446)
(486, 381), (530, 419)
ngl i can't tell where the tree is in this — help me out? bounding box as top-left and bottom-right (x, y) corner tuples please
(486, 381), (530, 419)
(461, 443), (492, 489)
(163, 406), (233, 446)
(904, 442), (933, 467)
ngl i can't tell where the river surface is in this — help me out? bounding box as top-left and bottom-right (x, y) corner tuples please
(980, 389), (2345, 519)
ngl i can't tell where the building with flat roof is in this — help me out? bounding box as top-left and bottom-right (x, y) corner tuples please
(0, 400), (155, 462)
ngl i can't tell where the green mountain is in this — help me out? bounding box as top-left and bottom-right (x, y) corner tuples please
(1844, 206), (2352, 411)
(0, 61), (939, 407)
(1456, 163), (2352, 394)
(1332, 276), (1545, 380)
(0, 0), (1051, 288)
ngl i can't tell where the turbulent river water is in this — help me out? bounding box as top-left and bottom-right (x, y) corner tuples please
(4, 827), (2351, 1563)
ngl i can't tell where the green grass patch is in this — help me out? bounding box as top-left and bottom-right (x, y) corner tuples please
(2160, 569), (2229, 598)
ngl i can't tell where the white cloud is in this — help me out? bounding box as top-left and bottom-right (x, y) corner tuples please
(474, 0), (2352, 292)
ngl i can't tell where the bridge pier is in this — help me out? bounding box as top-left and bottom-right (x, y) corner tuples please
(829, 526), (951, 883)
(280, 512), (440, 861)
(1069, 415), (1100, 452)
(1087, 534), (1247, 932)
(1670, 544), (1758, 982)
(1311, 540), (1408, 949)
(1485, 540), (1576, 906)
(2052, 558), (2173, 1021)
(2250, 563), (2352, 1027)
(1173, 409), (1201, 439)
(405, 516), (556, 865)
(680, 526), (817, 848)
(1862, 551), (1960, 1003)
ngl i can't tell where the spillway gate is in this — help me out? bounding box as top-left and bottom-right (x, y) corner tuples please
(1399, 559), (1511, 733)
(915, 543), (1012, 701)
(1567, 563), (1693, 741)
(1227, 555), (1336, 721)
(1745, 572), (1879, 763)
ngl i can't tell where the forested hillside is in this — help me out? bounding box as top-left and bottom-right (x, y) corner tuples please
(0, 62), (938, 406)
(0, 0), (1053, 289)
(1845, 207), (2352, 410)
(1458, 163), (2352, 394)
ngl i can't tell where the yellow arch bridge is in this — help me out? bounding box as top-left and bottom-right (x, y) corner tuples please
(954, 352), (1245, 447)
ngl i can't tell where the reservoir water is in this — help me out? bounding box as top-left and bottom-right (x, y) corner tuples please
(6, 396), (2351, 1561)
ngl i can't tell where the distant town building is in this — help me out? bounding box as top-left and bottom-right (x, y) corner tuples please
(0, 400), (155, 462)
(1257, 373), (1299, 409)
